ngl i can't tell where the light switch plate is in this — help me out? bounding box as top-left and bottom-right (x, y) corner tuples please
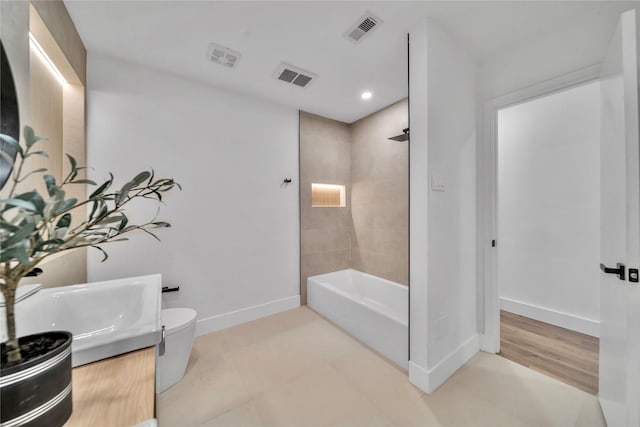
(431, 173), (445, 192)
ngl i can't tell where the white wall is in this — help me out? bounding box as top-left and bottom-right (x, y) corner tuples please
(86, 54), (300, 334)
(409, 19), (478, 394)
(497, 81), (601, 336)
(479, 5), (629, 101)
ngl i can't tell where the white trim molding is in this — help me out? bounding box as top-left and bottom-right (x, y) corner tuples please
(500, 298), (599, 337)
(195, 295), (300, 336)
(479, 334), (497, 353)
(479, 63), (602, 352)
(409, 334), (480, 394)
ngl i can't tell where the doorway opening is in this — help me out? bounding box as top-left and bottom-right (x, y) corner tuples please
(485, 76), (602, 394)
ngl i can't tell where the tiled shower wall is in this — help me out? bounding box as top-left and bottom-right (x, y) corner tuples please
(350, 99), (409, 285)
(299, 112), (351, 304)
(299, 99), (408, 303)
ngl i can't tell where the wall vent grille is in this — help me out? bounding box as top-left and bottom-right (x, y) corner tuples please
(273, 63), (317, 88)
(207, 43), (242, 68)
(344, 11), (382, 43)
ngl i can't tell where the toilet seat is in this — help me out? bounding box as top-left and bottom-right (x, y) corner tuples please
(162, 308), (197, 336)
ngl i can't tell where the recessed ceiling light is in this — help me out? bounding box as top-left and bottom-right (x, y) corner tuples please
(361, 91), (372, 100)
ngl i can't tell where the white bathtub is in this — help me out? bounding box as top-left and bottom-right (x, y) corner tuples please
(307, 269), (408, 369)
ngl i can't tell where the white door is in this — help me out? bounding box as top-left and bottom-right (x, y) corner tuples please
(599, 8), (640, 427)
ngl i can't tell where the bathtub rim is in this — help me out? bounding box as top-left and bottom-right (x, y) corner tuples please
(307, 268), (408, 327)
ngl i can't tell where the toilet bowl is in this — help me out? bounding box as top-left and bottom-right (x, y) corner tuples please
(156, 307), (197, 393)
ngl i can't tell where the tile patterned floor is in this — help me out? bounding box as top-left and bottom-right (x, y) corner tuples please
(159, 307), (605, 427)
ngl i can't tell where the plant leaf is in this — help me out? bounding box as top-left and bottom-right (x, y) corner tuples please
(54, 227), (69, 240)
(131, 171), (151, 187)
(91, 245), (109, 262)
(34, 238), (64, 252)
(24, 126), (45, 149)
(88, 200), (100, 221)
(116, 182), (134, 206)
(2, 222), (36, 249)
(44, 175), (59, 197)
(0, 246), (29, 263)
(17, 168), (48, 183)
(119, 215), (129, 231)
(90, 174), (113, 199)
(71, 179), (97, 186)
(66, 153), (77, 171)
(96, 215), (125, 226)
(0, 198), (36, 212)
(0, 133), (23, 157)
(0, 221), (20, 233)
(56, 213), (72, 229)
(25, 150), (49, 158)
(53, 198), (77, 215)
(10, 243), (30, 264)
(0, 150), (15, 165)
(151, 221), (171, 228)
(140, 227), (161, 242)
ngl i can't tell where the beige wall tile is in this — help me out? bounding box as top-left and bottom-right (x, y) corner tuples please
(299, 111), (352, 304)
(350, 99), (409, 285)
(300, 226), (350, 255)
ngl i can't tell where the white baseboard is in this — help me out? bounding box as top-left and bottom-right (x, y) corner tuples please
(409, 334), (479, 394)
(195, 295), (301, 336)
(408, 361), (430, 393)
(500, 297), (599, 337)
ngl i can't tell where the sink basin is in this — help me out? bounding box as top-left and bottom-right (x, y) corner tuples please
(1, 274), (162, 367)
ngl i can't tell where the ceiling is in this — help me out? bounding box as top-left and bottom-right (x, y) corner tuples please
(65, 1), (631, 123)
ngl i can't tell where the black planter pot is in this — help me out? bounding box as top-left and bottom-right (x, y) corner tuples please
(1, 331), (73, 427)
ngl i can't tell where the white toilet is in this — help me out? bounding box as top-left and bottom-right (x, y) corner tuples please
(156, 308), (197, 393)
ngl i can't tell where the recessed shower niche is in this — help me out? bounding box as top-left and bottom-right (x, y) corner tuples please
(311, 183), (346, 207)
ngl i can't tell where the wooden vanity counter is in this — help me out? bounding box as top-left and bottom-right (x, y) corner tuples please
(65, 347), (156, 427)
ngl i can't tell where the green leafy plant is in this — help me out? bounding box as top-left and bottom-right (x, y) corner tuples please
(0, 126), (180, 364)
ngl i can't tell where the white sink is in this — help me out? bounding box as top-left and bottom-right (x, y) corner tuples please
(1, 274), (162, 367)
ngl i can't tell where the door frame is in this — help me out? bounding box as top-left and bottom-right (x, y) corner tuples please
(478, 64), (603, 353)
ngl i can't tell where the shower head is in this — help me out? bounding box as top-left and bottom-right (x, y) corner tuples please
(388, 128), (409, 142)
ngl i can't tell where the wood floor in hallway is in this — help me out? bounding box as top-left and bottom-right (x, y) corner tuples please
(499, 310), (599, 395)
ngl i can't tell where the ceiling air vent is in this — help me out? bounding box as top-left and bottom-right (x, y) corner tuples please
(207, 43), (241, 68)
(344, 11), (383, 44)
(273, 63), (317, 88)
